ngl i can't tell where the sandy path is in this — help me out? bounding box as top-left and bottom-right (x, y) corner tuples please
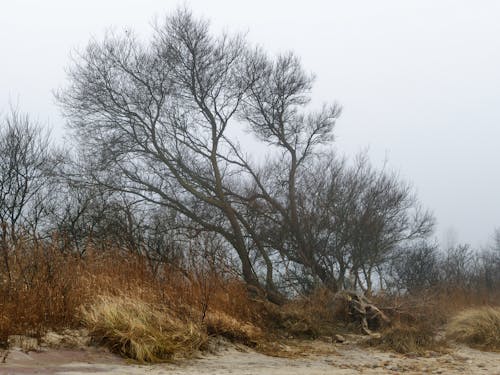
(1, 341), (499, 375)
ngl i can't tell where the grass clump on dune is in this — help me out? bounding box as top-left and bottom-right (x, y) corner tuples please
(204, 310), (263, 346)
(447, 307), (500, 351)
(365, 323), (445, 354)
(81, 295), (207, 362)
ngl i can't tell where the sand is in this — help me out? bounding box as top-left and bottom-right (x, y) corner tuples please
(1, 338), (499, 375)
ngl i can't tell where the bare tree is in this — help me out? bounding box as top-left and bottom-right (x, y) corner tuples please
(51, 180), (144, 255)
(390, 241), (440, 293)
(274, 153), (434, 293)
(477, 229), (500, 291)
(490, 228), (500, 253)
(57, 8), (340, 301)
(0, 109), (55, 238)
(0, 108), (56, 283)
(347, 158), (434, 292)
(440, 243), (474, 288)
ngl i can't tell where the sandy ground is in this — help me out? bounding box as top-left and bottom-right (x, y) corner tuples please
(1, 338), (499, 375)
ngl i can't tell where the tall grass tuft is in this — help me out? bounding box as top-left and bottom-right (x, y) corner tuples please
(81, 295), (207, 362)
(447, 307), (500, 351)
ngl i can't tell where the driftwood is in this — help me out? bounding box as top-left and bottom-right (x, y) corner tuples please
(332, 291), (390, 335)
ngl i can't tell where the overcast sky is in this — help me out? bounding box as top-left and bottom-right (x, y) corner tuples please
(1, 0), (499, 247)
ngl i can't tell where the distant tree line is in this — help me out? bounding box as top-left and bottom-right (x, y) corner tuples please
(1, 8), (498, 301)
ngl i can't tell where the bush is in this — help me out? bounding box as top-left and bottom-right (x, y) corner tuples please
(447, 307), (500, 351)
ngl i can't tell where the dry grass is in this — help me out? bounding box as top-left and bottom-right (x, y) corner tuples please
(204, 310), (263, 346)
(446, 307), (500, 351)
(374, 288), (499, 329)
(0, 241), (84, 344)
(0, 237), (267, 359)
(366, 288), (500, 355)
(81, 295), (207, 362)
(1, 235), (498, 362)
(262, 288), (338, 339)
(257, 338), (339, 358)
(0, 240), (175, 346)
(0, 238), (340, 360)
(365, 322), (446, 355)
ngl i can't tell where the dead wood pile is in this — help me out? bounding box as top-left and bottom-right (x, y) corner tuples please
(332, 291), (390, 334)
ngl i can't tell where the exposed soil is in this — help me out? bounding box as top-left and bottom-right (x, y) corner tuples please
(0, 336), (499, 375)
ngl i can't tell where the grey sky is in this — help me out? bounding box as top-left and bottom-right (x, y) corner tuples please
(1, 0), (499, 247)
